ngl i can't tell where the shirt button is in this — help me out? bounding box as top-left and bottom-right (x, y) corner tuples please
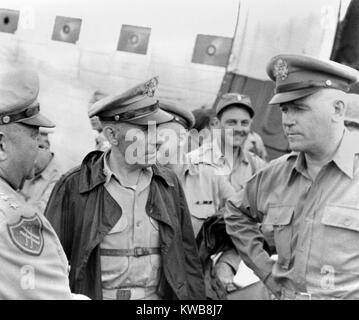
(136, 221), (141, 227)
(344, 219), (351, 227)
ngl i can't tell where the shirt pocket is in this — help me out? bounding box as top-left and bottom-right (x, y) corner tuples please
(320, 205), (359, 273)
(263, 205), (295, 270)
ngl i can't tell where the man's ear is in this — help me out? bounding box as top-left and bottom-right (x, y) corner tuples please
(102, 126), (117, 146)
(0, 132), (7, 161)
(333, 100), (346, 122)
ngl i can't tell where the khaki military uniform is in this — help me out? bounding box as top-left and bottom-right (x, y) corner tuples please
(187, 142), (267, 272)
(100, 151), (162, 300)
(179, 159), (235, 236)
(188, 141), (267, 191)
(226, 129), (359, 299)
(0, 178), (72, 299)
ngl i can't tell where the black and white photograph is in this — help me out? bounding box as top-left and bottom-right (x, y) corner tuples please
(0, 0), (358, 305)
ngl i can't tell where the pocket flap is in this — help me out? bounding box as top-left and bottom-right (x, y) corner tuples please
(264, 205), (295, 226)
(322, 205), (359, 232)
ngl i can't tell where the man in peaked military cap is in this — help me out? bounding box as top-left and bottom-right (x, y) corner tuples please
(225, 54), (359, 300)
(0, 64), (75, 299)
(156, 101), (235, 236)
(88, 90), (111, 151)
(45, 78), (206, 300)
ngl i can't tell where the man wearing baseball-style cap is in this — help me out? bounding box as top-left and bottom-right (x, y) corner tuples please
(45, 77), (206, 300)
(0, 65), (75, 299)
(187, 92), (267, 295)
(225, 53), (359, 300)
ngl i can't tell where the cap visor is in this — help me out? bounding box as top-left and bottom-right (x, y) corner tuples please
(126, 109), (174, 125)
(16, 113), (55, 128)
(268, 87), (320, 105)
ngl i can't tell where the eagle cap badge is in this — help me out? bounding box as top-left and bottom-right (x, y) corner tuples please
(273, 58), (289, 81)
(144, 77), (159, 97)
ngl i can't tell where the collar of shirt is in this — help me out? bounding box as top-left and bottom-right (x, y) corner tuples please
(182, 152), (199, 175)
(287, 128), (359, 185)
(103, 149), (153, 191)
(212, 141), (249, 171)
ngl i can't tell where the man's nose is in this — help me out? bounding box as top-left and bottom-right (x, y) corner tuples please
(282, 112), (296, 127)
(234, 123), (247, 132)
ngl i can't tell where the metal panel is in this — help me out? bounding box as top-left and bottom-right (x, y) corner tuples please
(0, 9), (19, 34)
(117, 24), (151, 55)
(332, 0), (359, 70)
(192, 34), (233, 67)
(51, 16), (82, 44)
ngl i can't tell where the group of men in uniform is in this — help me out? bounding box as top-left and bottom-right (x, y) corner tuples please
(1, 51), (359, 300)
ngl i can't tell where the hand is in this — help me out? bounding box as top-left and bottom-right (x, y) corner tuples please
(214, 262), (236, 291)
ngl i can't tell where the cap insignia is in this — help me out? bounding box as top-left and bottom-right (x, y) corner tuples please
(144, 77), (159, 97)
(273, 58), (289, 81)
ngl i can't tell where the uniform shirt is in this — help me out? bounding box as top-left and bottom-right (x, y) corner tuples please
(225, 129), (359, 299)
(188, 141), (266, 270)
(188, 141), (267, 191)
(100, 151), (161, 300)
(0, 177), (72, 299)
(20, 154), (62, 214)
(180, 160), (235, 236)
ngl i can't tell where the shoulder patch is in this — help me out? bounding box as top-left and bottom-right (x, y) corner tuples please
(7, 213), (44, 256)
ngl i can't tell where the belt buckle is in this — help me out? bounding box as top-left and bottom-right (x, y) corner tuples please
(116, 289), (131, 300)
(297, 292), (312, 300)
(134, 247), (148, 257)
